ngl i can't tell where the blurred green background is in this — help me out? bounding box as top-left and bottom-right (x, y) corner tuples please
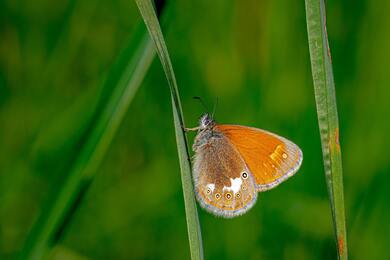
(1, 0), (390, 259)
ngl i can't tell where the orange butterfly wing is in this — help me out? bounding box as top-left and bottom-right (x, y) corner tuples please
(215, 124), (302, 191)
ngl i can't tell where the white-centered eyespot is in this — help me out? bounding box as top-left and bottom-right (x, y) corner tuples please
(215, 193), (221, 199)
(225, 193), (232, 200)
(242, 172), (248, 179)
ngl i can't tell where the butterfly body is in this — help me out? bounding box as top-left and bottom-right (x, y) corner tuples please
(192, 114), (302, 218)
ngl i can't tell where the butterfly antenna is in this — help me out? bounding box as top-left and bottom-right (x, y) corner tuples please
(193, 96), (211, 114)
(212, 97), (218, 119)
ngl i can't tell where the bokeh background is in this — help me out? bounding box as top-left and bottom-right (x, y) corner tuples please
(1, 0), (390, 259)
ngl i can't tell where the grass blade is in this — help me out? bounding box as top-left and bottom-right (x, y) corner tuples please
(20, 22), (157, 260)
(134, 1), (204, 259)
(305, 0), (348, 258)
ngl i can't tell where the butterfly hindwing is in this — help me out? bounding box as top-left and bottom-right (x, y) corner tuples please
(192, 134), (257, 218)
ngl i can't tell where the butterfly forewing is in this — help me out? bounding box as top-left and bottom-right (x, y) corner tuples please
(215, 125), (303, 191)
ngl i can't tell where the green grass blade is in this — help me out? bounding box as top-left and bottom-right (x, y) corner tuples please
(20, 22), (156, 260)
(134, 1), (204, 259)
(305, 0), (348, 259)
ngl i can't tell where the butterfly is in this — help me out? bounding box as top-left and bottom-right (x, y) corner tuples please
(187, 114), (303, 218)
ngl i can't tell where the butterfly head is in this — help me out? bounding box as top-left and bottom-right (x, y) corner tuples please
(193, 114), (217, 152)
(199, 113), (216, 130)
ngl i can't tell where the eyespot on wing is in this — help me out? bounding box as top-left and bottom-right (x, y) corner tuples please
(215, 124), (303, 191)
(192, 133), (258, 217)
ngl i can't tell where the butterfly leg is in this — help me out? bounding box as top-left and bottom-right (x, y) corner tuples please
(183, 126), (200, 132)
